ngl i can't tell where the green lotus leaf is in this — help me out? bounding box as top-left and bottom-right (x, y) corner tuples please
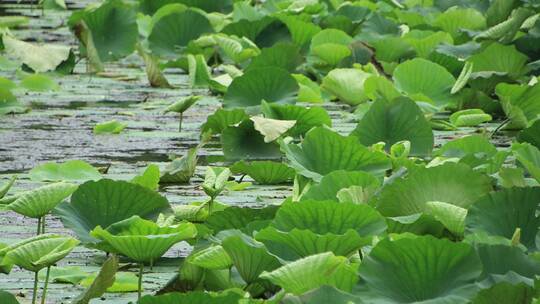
(435, 135), (497, 159)
(282, 285), (363, 304)
(291, 74), (325, 103)
(474, 243), (540, 280)
(148, 7), (213, 58)
(80, 271), (138, 292)
(375, 163), (493, 217)
(393, 58), (456, 107)
(0, 290), (19, 304)
(91, 216), (196, 262)
(221, 233), (281, 284)
(469, 43), (528, 79)
(335, 186), (374, 204)
(39, 266), (88, 284)
(359, 236), (482, 303)
(223, 67), (298, 108)
(0, 89), (26, 115)
(466, 187), (540, 250)
(0, 15), (28, 27)
(0, 234), (58, 274)
(371, 36), (414, 63)
(36, 0), (65, 10)
(205, 206), (278, 234)
(385, 212), (445, 236)
(364, 75), (401, 101)
(160, 147), (198, 184)
(139, 289), (247, 304)
(70, 0), (138, 64)
(449, 109), (493, 127)
(434, 7), (486, 38)
(278, 15), (321, 47)
(202, 167), (231, 198)
(0, 77), (15, 91)
(518, 120), (540, 149)
(261, 101), (331, 137)
(29, 160), (101, 182)
(255, 227), (368, 260)
(308, 29), (352, 67)
(472, 279), (534, 304)
(512, 143), (540, 183)
(131, 164), (160, 190)
(232, 1), (263, 22)
(230, 161), (294, 185)
(214, 34), (260, 64)
(221, 17), (274, 42)
(0, 175), (16, 199)
(54, 179), (171, 244)
(246, 42), (301, 72)
(496, 82), (540, 129)
(485, 0), (516, 26)
(7, 182), (77, 218)
(273, 200), (386, 236)
(187, 54), (218, 89)
(221, 120), (281, 161)
(403, 30), (453, 58)
(164, 96), (201, 114)
(321, 68), (371, 106)
(498, 167), (529, 188)
(312, 44), (351, 67)
(72, 255), (118, 304)
(425, 201), (467, 236)
(93, 120), (126, 135)
(20, 74), (59, 92)
(3, 234), (79, 272)
(281, 127), (391, 181)
(435, 41), (482, 61)
(2, 35), (72, 73)
(351, 97), (434, 156)
(138, 0), (232, 15)
(201, 108), (248, 135)
(260, 252), (358, 295)
(188, 245), (232, 270)
(356, 13), (400, 42)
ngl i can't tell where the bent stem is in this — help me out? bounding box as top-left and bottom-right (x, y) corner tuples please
(40, 266), (51, 304)
(32, 271), (39, 304)
(137, 263), (144, 300)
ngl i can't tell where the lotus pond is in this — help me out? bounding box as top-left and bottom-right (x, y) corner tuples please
(1, 0), (540, 303)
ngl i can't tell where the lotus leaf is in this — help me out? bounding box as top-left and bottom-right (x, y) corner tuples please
(223, 67), (298, 108)
(7, 182), (77, 219)
(260, 252), (358, 295)
(54, 179), (171, 243)
(281, 127), (391, 181)
(91, 216), (196, 262)
(359, 236), (482, 303)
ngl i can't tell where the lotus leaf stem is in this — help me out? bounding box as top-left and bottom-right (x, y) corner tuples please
(41, 216), (46, 234)
(40, 266), (51, 304)
(178, 113), (183, 132)
(32, 271), (39, 304)
(137, 263), (144, 300)
(37, 217), (41, 235)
